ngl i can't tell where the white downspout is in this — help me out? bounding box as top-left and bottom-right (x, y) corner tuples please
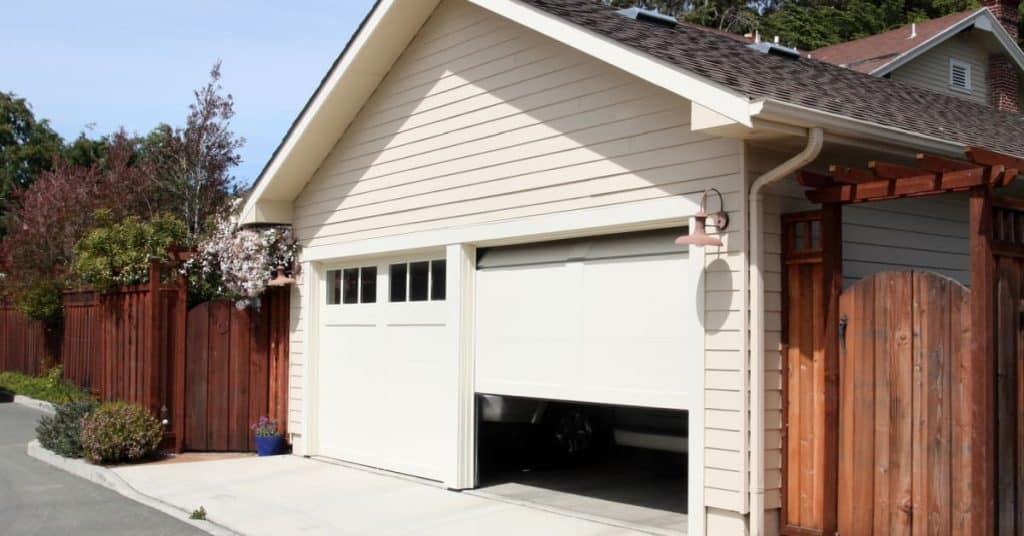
(748, 127), (823, 536)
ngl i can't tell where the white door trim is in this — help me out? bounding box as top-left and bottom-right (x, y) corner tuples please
(686, 216), (707, 536)
(448, 244), (477, 489)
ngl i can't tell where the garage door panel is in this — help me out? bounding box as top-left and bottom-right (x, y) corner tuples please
(316, 255), (453, 482)
(476, 229), (694, 410)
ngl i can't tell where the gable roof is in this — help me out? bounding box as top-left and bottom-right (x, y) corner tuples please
(520, 0), (1024, 155)
(812, 9), (979, 74)
(241, 0), (1024, 224)
(811, 7), (1024, 76)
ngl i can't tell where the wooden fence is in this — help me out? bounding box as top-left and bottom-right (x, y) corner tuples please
(0, 261), (289, 453)
(0, 303), (59, 376)
(184, 286), (290, 451)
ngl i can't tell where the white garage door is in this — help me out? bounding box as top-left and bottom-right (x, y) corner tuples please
(475, 228), (696, 410)
(317, 255), (454, 481)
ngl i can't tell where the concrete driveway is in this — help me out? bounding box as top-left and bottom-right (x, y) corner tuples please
(113, 454), (649, 535)
(0, 400), (203, 536)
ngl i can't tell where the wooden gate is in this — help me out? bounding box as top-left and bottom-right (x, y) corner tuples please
(837, 271), (971, 535)
(183, 287), (290, 451)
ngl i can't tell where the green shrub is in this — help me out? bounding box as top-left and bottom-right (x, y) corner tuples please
(0, 367), (89, 404)
(71, 211), (187, 291)
(81, 401), (162, 464)
(36, 397), (99, 457)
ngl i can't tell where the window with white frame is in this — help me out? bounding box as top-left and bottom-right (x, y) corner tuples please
(949, 58), (972, 93)
(326, 266), (377, 305)
(389, 259), (446, 302)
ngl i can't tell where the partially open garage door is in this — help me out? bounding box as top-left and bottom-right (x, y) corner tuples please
(316, 255), (454, 481)
(475, 228), (696, 410)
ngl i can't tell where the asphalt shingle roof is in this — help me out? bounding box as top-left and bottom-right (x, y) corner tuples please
(812, 9), (979, 74)
(521, 0), (1024, 158)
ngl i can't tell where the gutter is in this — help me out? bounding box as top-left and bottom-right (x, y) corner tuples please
(748, 126), (823, 536)
(750, 98), (963, 158)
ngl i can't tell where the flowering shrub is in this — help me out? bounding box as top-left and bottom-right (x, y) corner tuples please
(187, 200), (296, 308)
(251, 415), (280, 438)
(36, 397), (99, 458)
(80, 401), (162, 464)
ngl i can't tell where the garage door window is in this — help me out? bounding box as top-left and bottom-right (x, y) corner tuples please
(389, 259), (446, 302)
(326, 267), (376, 305)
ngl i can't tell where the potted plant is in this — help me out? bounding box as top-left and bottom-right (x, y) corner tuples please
(251, 416), (284, 456)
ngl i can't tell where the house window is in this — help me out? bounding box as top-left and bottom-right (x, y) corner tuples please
(326, 266), (377, 305)
(949, 58), (972, 93)
(389, 259), (446, 302)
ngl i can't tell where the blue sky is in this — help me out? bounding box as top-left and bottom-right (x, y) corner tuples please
(2, 0), (376, 186)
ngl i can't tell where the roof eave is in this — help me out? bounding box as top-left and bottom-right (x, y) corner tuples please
(871, 8), (1024, 77)
(751, 98), (966, 158)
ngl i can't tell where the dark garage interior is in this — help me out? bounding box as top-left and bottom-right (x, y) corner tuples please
(474, 395), (689, 534)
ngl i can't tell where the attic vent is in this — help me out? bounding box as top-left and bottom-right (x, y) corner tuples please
(747, 41), (801, 60)
(949, 58), (972, 93)
(615, 7), (678, 27)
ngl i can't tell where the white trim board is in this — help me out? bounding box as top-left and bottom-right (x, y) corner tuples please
(298, 196), (702, 263)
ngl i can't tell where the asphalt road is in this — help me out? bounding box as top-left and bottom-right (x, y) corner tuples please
(0, 398), (204, 536)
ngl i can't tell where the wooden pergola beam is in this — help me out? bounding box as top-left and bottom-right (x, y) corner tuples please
(829, 165), (875, 184)
(807, 167), (990, 204)
(869, 160), (928, 179)
(967, 146), (1024, 171)
(917, 153), (977, 173)
(796, 170), (835, 188)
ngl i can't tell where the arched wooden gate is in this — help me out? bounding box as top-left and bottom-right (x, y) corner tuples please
(837, 271), (971, 535)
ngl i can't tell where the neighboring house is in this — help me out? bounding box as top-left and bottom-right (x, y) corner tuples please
(241, 0), (1024, 535)
(813, 1), (1024, 112)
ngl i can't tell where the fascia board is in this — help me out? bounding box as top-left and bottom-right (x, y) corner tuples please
(750, 98), (964, 157)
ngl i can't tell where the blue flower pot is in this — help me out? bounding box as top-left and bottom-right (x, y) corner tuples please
(255, 435), (284, 456)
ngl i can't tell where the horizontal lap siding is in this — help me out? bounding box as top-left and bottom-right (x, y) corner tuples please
(703, 170), (747, 514)
(293, 0), (739, 250)
(889, 32), (989, 105)
(287, 279), (305, 449)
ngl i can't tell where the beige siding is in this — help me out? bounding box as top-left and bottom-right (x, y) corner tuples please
(889, 31), (990, 105)
(288, 0), (748, 518)
(293, 0), (740, 251)
(288, 275), (306, 449)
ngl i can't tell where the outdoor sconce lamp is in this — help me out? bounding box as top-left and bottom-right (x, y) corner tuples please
(267, 266), (296, 287)
(675, 188), (729, 248)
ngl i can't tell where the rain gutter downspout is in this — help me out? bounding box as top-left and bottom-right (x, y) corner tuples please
(748, 127), (823, 536)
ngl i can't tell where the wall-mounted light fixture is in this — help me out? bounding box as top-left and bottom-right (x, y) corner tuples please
(675, 188), (729, 247)
(267, 266), (295, 287)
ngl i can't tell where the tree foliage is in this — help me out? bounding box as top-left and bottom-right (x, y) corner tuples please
(0, 62), (242, 319)
(0, 92), (63, 205)
(72, 212), (187, 291)
(608, 0), (1002, 51)
(145, 61), (244, 242)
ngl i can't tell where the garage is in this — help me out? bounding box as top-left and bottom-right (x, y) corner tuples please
(316, 254), (455, 482)
(473, 228), (697, 532)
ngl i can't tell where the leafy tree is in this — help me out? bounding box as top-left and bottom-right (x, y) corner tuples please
(0, 92), (63, 204)
(72, 212), (187, 291)
(0, 133), (159, 319)
(145, 61), (244, 243)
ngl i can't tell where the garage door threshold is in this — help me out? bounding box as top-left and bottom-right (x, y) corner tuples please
(465, 487), (686, 536)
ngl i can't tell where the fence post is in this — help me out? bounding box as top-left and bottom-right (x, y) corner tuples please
(172, 266), (187, 453)
(146, 260), (161, 417)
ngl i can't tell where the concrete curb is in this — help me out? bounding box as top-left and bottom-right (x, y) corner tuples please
(26, 440), (238, 536)
(13, 395), (56, 415)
